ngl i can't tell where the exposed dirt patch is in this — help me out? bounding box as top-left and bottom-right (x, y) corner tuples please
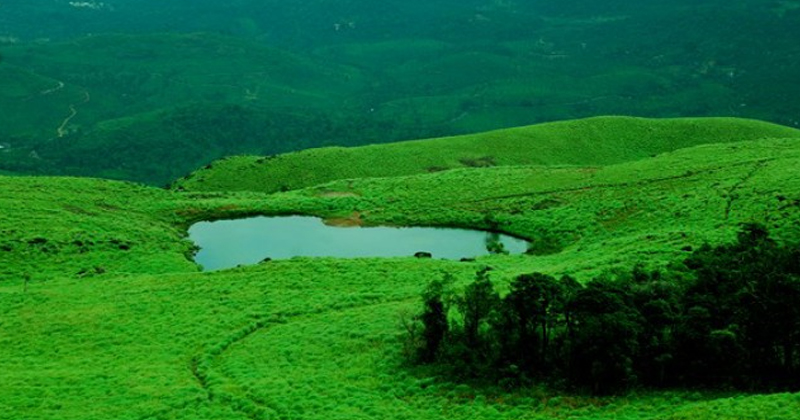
(61, 204), (96, 216)
(216, 204), (240, 211)
(95, 201), (121, 211)
(598, 204), (641, 230)
(530, 198), (564, 211)
(323, 211), (363, 227)
(460, 156), (496, 168)
(317, 191), (360, 198)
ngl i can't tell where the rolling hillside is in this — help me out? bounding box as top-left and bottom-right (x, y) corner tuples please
(174, 116), (800, 193)
(3, 0), (800, 417)
(2, 116), (800, 419)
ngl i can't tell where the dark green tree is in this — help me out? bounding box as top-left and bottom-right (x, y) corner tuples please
(567, 279), (643, 394)
(419, 275), (451, 363)
(458, 267), (500, 354)
(629, 267), (683, 387)
(498, 272), (563, 376)
(679, 223), (800, 387)
(404, 224), (800, 392)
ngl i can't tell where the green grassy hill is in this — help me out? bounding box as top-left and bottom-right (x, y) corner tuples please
(173, 116), (800, 193)
(3, 117), (800, 418)
(0, 176), (197, 281)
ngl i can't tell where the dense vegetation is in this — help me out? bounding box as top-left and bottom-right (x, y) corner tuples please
(2, 1), (800, 184)
(411, 224), (800, 394)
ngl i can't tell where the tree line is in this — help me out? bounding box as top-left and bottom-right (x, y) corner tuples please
(405, 224), (800, 394)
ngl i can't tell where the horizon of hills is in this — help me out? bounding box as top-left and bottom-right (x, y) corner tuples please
(2, 0), (800, 184)
(173, 115), (800, 193)
(2, 115), (800, 418)
(0, 1), (761, 45)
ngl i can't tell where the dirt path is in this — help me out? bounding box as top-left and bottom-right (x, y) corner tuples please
(40, 80), (65, 96)
(57, 90), (90, 138)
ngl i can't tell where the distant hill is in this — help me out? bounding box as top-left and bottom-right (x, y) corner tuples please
(0, 65), (87, 139)
(0, 32), (364, 133)
(173, 116), (800, 193)
(0, 32), (375, 183)
(26, 103), (433, 185)
(5, 1), (800, 186)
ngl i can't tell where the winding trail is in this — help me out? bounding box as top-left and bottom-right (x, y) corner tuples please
(57, 90), (90, 138)
(188, 297), (414, 419)
(723, 160), (767, 220)
(39, 80), (65, 96)
(464, 159), (776, 204)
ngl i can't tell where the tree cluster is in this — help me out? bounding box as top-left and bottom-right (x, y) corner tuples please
(409, 224), (800, 394)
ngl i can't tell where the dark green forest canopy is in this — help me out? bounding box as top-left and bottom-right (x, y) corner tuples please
(1, 1), (799, 184)
(412, 224), (800, 394)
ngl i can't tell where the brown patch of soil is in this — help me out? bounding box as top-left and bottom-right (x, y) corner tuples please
(460, 156), (496, 167)
(323, 211), (363, 227)
(317, 191), (360, 198)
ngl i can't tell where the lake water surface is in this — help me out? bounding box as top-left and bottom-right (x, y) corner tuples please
(189, 216), (529, 271)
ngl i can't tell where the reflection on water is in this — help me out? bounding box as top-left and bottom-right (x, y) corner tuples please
(188, 216), (529, 271)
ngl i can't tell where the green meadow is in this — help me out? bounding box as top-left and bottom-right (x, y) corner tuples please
(3, 117), (800, 419)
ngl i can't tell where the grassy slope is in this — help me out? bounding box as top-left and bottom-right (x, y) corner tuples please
(173, 116), (800, 193)
(3, 130), (800, 418)
(0, 176), (198, 281)
(283, 137), (800, 278)
(6, 261), (800, 420)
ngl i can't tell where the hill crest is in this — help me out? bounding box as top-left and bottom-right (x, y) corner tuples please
(173, 116), (800, 193)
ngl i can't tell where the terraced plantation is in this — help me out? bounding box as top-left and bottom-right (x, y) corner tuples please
(3, 117), (800, 419)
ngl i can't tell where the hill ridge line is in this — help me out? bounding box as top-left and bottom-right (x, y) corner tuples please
(172, 116), (800, 194)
